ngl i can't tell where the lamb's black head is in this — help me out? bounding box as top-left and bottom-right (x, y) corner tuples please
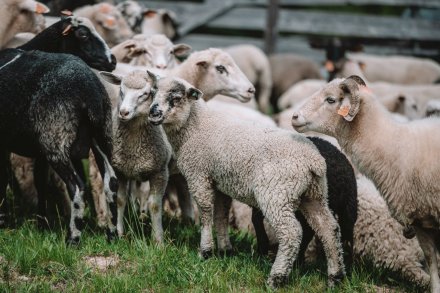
(60, 16), (116, 71)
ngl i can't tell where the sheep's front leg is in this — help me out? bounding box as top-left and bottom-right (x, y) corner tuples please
(116, 178), (128, 237)
(258, 195), (302, 288)
(299, 198), (345, 287)
(148, 169), (168, 245)
(214, 191), (232, 255)
(88, 152), (108, 228)
(188, 178), (215, 259)
(415, 227), (440, 293)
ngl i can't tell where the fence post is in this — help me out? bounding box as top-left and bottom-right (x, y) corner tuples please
(264, 0), (279, 54)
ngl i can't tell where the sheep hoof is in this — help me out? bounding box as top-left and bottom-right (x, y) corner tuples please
(199, 249), (213, 260)
(65, 236), (81, 247)
(267, 274), (288, 289)
(403, 225), (416, 239)
(106, 229), (118, 243)
(328, 271), (345, 288)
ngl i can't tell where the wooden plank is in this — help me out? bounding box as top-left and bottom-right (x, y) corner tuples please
(203, 7), (440, 42)
(264, 0), (280, 54)
(240, 0), (440, 8)
(138, 0), (236, 36)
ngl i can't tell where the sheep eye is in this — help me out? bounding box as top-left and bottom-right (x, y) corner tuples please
(326, 97), (336, 104)
(216, 65), (227, 74)
(412, 105), (418, 110)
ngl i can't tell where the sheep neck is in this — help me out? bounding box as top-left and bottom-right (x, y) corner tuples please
(0, 5), (18, 46)
(336, 95), (405, 213)
(18, 21), (66, 52)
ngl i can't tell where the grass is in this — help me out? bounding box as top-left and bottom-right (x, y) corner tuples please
(0, 208), (425, 293)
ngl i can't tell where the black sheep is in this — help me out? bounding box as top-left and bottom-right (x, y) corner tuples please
(0, 16), (118, 245)
(252, 136), (358, 270)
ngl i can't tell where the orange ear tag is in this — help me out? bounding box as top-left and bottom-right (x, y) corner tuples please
(100, 3), (112, 14)
(337, 105), (350, 117)
(325, 60), (334, 72)
(105, 17), (116, 27)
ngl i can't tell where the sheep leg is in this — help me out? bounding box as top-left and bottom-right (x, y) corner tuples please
(34, 158), (50, 228)
(252, 207), (270, 255)
(415, 227), (440, 293)
(296, 211), (315, 266)
(0, 151), (8, 227)
(214, 191), (232, 255)
(91, 141), (119, 241)
(148, 170), (168, 245)
(132, 180), (150, 219)
(116, 177), (128, 237)
(174, 174), (195, 223)
(49, 160), (85, 245)
(189, 181), (215, 259)
(299, 198), (345, 287)
(88, 153), (108, 228)
(258, 197), (302, 288)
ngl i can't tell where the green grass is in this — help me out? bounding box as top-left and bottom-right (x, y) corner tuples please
(0, 213), (425, 293)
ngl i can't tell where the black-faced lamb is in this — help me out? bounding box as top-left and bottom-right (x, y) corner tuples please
(292, 75), (440, 292)
(147, 75), (345, 288)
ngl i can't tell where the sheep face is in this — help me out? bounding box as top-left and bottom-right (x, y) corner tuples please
(292, 75), (367, 136)
(141, 9), (178, 40)
(100, 70), (156, 121)
(194, 49), (255, 102)
(61, 17), (116, 71)
(116, 0), (143, 30)
(148, 75), (202, 126)
(131, 34), (191, 69)
(93, 3), (133, 47)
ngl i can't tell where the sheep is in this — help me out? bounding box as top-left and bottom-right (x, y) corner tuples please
(224, 45), (272, 113)
(110, 38), (145, 63)
(277, 79), (326, 111)
(346, 53), (440, 84)
(0, 0), (49, 48)
(252, 135), (357, 269)
(127, 34), (191, 69)
(147, 75), (345, 288)
(96, 70), (171, 243)
(291, 75), (440, 292)
(270, 54), (323, 112)
(74, 2), (133, 47)
(380, 92), (419, 120)
(116, 1), (179, 40)
(425, 100), (440, 117)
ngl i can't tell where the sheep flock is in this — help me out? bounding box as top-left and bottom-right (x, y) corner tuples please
(1, 0), (440, 291)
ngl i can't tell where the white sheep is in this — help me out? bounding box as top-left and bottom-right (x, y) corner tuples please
(346, 53), (440, 84)
(277, 79), (326, 111)
(224, 45), (272, 113)
(74, 3), (133, 47)
(148, 75), (345, 288)
(0, 0), (49, 48)
(94, 70), (172, 244)
(292, 75), (440, 292)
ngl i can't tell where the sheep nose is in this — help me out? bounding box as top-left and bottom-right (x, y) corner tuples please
(119, 109), (130, 118)
(248, 87), (255, 94)
(149, 104), (163, 118)
(292, 113), (299, 120)
(156, 64), (167, 69)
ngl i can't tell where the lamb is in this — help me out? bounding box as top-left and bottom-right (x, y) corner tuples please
(147, 75), (345, 288)
(116, 1), (179, 40)
(110, 38), (145, 63)
(0, 15), (118, 243)
(74, 2), (133, 47)
(380, 92), (419, 120)
(270, 54), (323, 112)
(291, 75), (440, 292)
(224, 45), (272, 113)
(277, 79), (326, 111)
(0, 0), (49, 48)
(97, 70), (171, 244)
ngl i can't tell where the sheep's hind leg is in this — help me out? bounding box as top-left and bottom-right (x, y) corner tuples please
(299, 198), (345, 287)
(34, 158), (50, 228)
(258, 195), (302, 288)
(214, 191), (232, 256)
(91, 140), (119, 242)
(252, 207), (270, 256)
(0, 151), (8, 227)
(148, 170), (168, 245)
(49, 160), (85, 246)
(415, 227), (440, 293)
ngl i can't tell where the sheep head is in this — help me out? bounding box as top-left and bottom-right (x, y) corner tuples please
(291, 75), (368, 136)
(148, 75), (202, 127)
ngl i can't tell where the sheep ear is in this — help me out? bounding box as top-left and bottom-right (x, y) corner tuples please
(187, 88), (203, 100)
(196, 61), (208, 68)
(338, 75), (365, 121)
(173, 44), (191, 58)
(20, 0), (50, 14)
(101, 16), (117, 30)
(99, 71), (122, 85)
(146, 70), (159, 84)
(143, 9), (158, 18)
